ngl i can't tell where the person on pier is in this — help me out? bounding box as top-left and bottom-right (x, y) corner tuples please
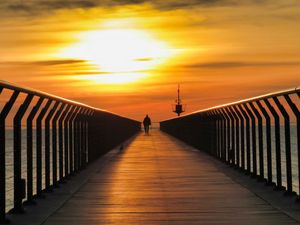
(143, 114), (151, 134)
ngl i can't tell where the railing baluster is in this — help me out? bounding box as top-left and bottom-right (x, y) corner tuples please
(249, 102), (264, 181)
(25, 97), (44, 205)
(0, 90), (20, 223)
(225, 107), (235, 165)
(11, 94), (33, 213)
(243, 103), (257, 177)
(264, 98), (283, 190)
(75, 107), (81, 172)
(80, 109), (89, 169)
(211, 110), (219, 158)
(85, 109), (94, 164)
(224, 107), (235, 165)
(233, 105), (244, 170)
(229, 106), (240, 168)
(44, 101), (60, 192)
(36, 99), (52, 197)
(221, 108), (230, 163)
(238, 105), (251, 174)
(58, 105), (71, 182)
(64, 105), (75, 178)
(74, 108), (83, 173)
(207, 111), (217, 156)
(52, 103), (65, 187)
(284, 94), (300, 199)
(273, 96), (293, 195)
(216, 109), (226, 162)
(69, 106), (79, 175)
(217, 109), (226, 162)
(256, 100), (273, 185)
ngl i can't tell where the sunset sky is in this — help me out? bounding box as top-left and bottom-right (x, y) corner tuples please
(0, 0), (300, 122)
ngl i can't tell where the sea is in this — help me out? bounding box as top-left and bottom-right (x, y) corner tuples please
(5, 128), (58, 212)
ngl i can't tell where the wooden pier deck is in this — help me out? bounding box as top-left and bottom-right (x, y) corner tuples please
(15, 130), (300, 225)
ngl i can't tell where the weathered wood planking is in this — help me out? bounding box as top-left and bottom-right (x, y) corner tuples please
(43, 130), (299, 225)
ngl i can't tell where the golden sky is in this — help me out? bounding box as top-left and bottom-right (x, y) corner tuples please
(0, 0), (300, 122)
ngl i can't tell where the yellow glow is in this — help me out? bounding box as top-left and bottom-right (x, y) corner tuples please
(74, 72), (149, 84)
(59, 25), (174, 84)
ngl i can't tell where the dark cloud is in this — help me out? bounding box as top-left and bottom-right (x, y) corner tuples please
(183, 61), (300, 68)
(0, 0), (264, 15)
(0, 59), (86, 66)
(38, 1), (97, 10)
(31, 59), (87, 66)
(154, 0), (237, 11)
(134, 58), (153, 61)
(7, 4), (32, 12)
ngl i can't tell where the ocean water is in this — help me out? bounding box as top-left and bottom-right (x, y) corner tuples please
(225, 124), (299, 192)
(5, 128), (60, 212)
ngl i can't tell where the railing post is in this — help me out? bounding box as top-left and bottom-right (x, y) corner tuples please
(11, 94), (33, 213)
(83, 109), (91, 168)
(256, 100), (273, 185)
(80, 109), (89, 169)
(273, 96), (293, 195)
(218, 111), (225, 160)
(221, 108), (231, 163)
(210, 110), (219, 158)
(36, 99), (52, 197)
(73, 108), (81, 173)
(284, 94), (300, 199)
(243, 103), (257, 177)
(0, 90), (19, 223)
(52, 103), (65, 187)
(225, 107), (235, 166)
(233, 105), (245, 171)
(229, 106), (240, 168)
(80, 109), (86, 169)
(58, 104), (71, 182)
(64, 105), (76, 178)
(86, 109), (94, 164)
(74, 108), (83, 173)
(25, 97), (44, 205)
(44, 101), (60, 192)
(216, 109), (226, 162)
(206, 111), (217, 156)
(213, 111), (219, 157)
(238, 104), (251, 174)
(264, 99), (283, 190)
(69, 106), (79, 175)
(211, 110), (219, 158)
(249, 102), (264, 181)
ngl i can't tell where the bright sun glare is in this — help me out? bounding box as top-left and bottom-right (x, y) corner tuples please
(59, 27), (173, 84)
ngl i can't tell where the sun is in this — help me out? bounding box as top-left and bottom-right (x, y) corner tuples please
(58, 27), (173, 84)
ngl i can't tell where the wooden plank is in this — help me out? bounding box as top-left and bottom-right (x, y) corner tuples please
(42, 130), (299, 225)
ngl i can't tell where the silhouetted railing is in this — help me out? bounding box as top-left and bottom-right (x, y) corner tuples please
(0, 80), (140, 223)
(161, 88), (300, 199)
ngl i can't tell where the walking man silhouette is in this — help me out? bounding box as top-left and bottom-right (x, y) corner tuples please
(143, 114), (151, 134)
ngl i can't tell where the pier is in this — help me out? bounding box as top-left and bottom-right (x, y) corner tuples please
(1, 81), (300, 224)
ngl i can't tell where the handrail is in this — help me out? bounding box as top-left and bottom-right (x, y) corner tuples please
(161, 87), (300, 201)
(0, 80), (138, 122)
(163, 87), (300, 122)
(0, 80), (89, 108)
(0, 80), (141, 223)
